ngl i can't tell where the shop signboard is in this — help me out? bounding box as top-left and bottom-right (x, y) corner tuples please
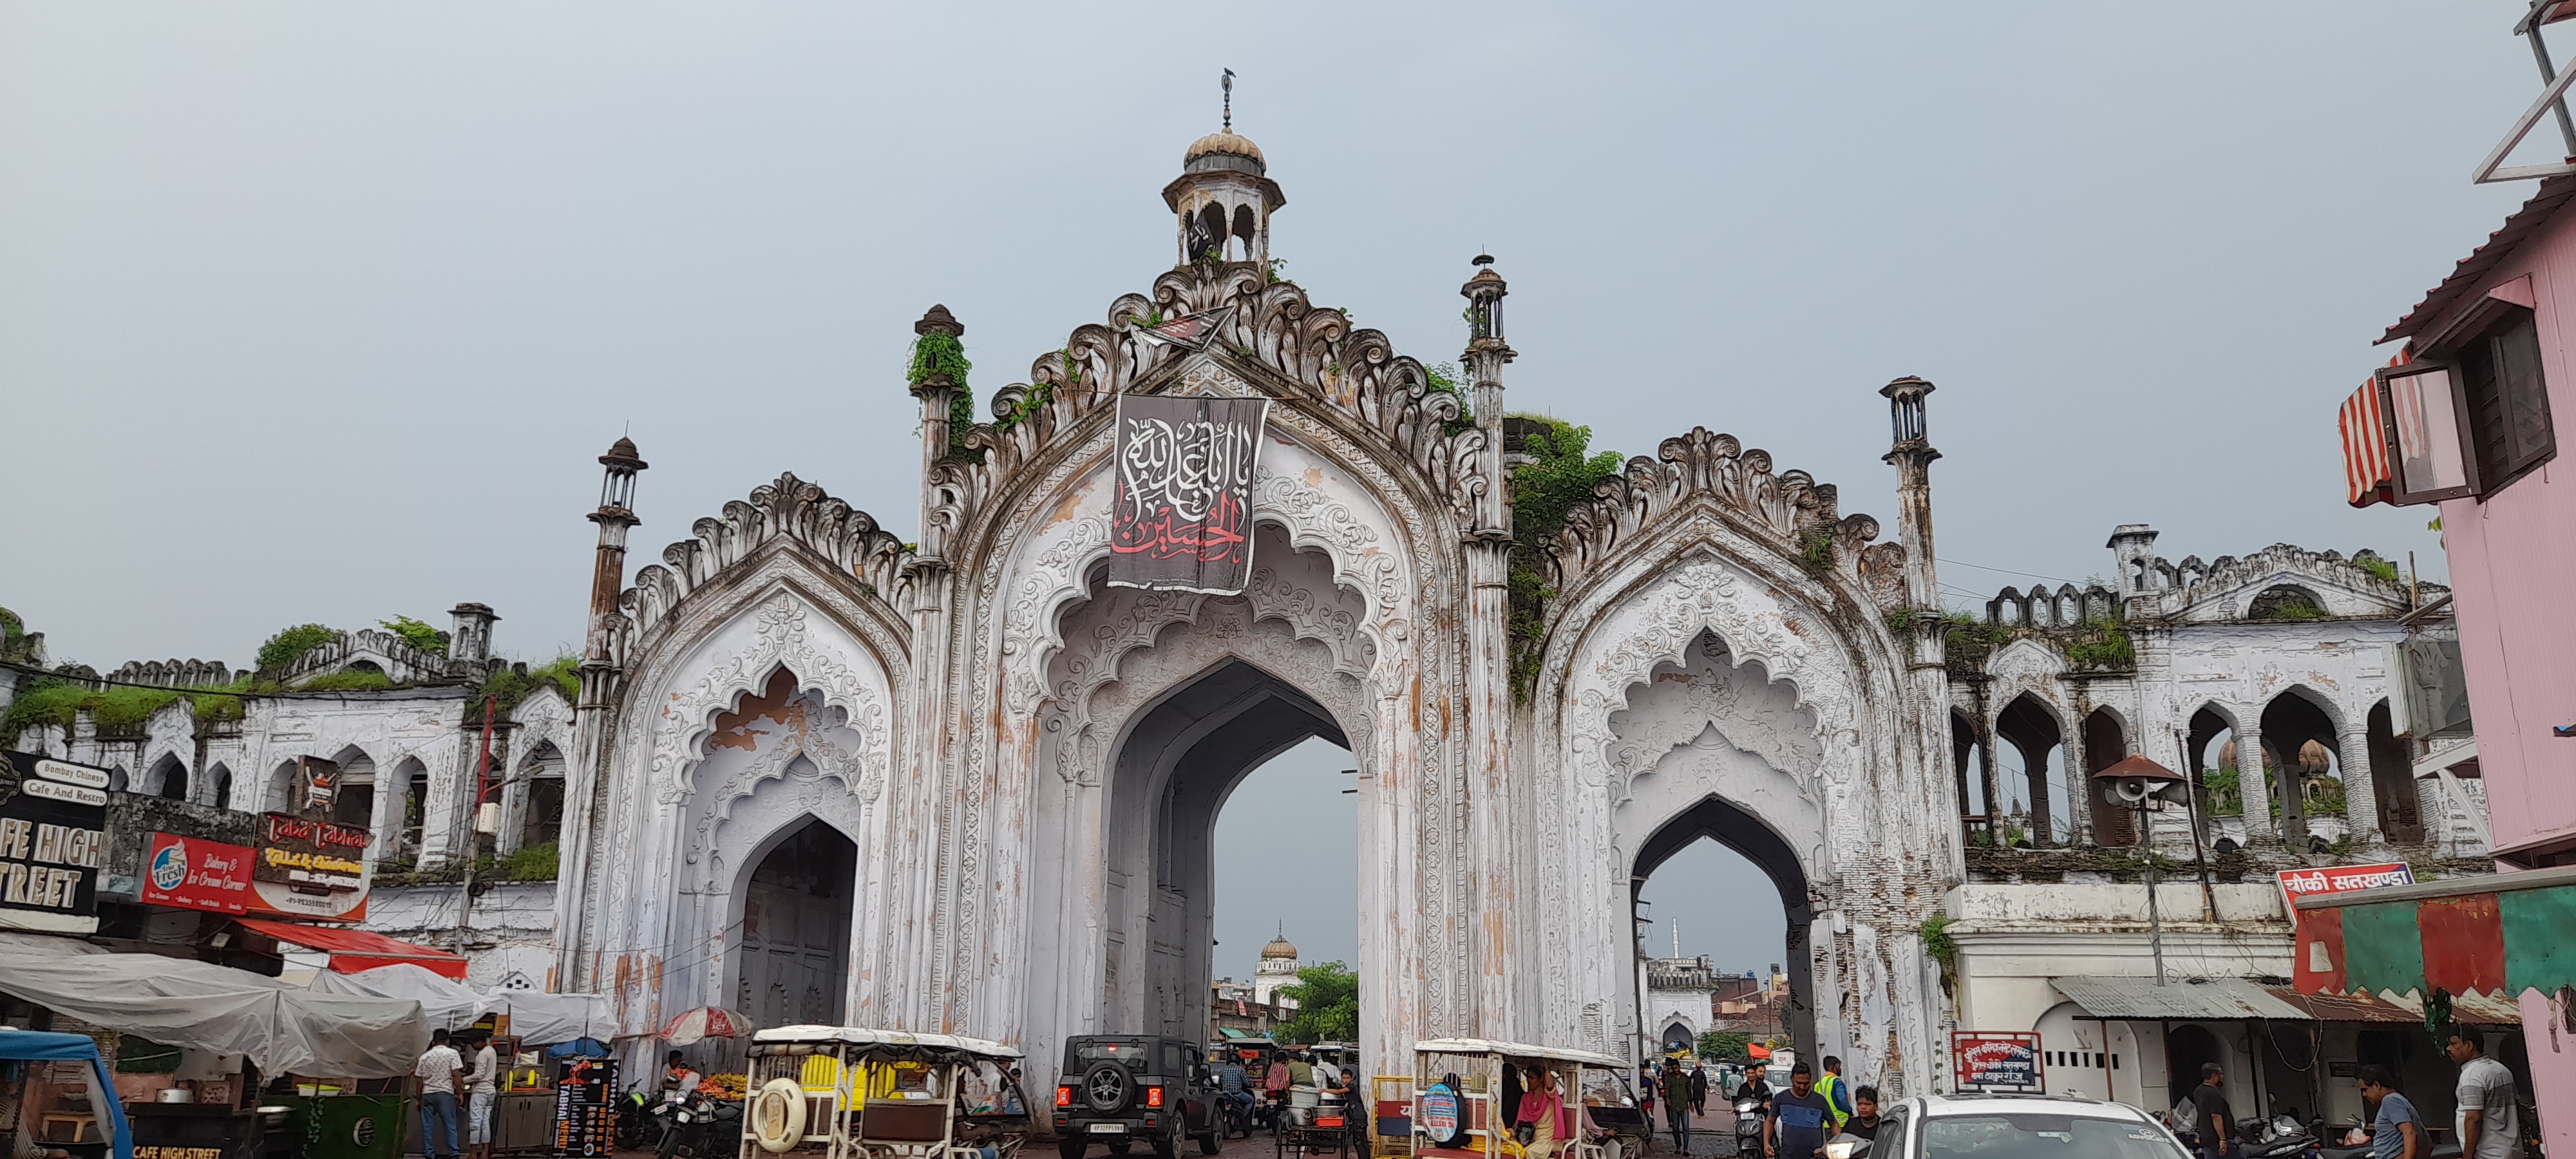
(1950, 1032), (2044, 1095)
(551, 1056), (618, 1158)
(2275, 862), (2414, 912)
(252, 811), (372, 921)
(0, 751), (110, 934)
(142, 832), (255, 915)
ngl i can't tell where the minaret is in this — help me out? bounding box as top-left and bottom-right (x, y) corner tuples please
(1461, 254), (1517, 1037)
(1164, 79), (1283, 267)
(1880, 377), (1940, 612)
(556, 435), (645, 990)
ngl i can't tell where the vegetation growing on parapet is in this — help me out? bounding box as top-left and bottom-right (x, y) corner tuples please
(2354, 554), (2400, 584)
(1919, 912), (1957, 988)
(2060, 616), (2136, 670)
(463, 655), (582, 726)
(379, 616), (450, 657)
(256, 623), (340, 672)
(1508, 418), (1625, 701)
(1797, 529), (1837, 581)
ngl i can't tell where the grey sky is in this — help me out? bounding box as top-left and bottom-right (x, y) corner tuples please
(1, 4), (2548, 975)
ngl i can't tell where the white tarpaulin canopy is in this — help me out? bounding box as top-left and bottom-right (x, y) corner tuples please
(309, 963), (616, 1046)
(0, 945), (428, 1077)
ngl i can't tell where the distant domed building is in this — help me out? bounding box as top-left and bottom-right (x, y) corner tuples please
(1252, 926), (1302, 1006)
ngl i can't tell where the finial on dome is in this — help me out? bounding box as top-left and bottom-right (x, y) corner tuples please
(1223, 68), (1235, 135)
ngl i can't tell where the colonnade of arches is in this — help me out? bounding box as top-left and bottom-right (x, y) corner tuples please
(1949, 687), (2424, 851)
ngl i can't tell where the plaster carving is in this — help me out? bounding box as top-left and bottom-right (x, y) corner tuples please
(647, 594), (892, 806)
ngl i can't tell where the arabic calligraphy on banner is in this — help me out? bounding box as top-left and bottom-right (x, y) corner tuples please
(1109, 394), (1268, 594)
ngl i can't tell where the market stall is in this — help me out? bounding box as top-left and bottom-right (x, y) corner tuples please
(1, 1028), (133, 1159)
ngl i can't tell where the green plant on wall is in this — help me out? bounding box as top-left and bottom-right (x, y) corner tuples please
(379, 616), (450, 657)
(2202, 767), (2245, 817)
(907, 330), (976, 457)
(256, 624), (339, 672)
(1508, 419), (1624, 700)
(2061, 616), (2135, 669)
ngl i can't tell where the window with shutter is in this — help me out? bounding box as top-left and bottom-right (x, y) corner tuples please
(2458, 306), (2556, 492)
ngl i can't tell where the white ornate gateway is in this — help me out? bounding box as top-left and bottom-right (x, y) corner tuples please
(551, 130), (1962, 1092)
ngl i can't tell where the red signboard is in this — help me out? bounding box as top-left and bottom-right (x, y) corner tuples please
(1951, 1032), (2043, 1095)
(142, 833), (254, 914)
(2275, 862), (2414, 912)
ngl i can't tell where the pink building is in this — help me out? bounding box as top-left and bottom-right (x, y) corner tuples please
(2325, 48), (2576, 1142)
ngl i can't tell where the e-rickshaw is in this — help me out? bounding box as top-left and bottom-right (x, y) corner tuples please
(739, 1026), (1028, 1159)
(1406, 1040), (1633, 1159)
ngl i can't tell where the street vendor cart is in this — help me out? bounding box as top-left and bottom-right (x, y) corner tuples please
(1, 1030), (133, 1159)
(737, 1026), (1027, 1159)
(1406, 1040), (1628, 1159)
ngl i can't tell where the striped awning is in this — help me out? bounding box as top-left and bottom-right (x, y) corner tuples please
(2339, 352), (2409, 507)
(2291, 865), (2576, 999)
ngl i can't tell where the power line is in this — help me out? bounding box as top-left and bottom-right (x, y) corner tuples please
(1936, 558), (2083, 586)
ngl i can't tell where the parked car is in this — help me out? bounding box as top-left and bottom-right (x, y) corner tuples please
(1054, 1035), (1222, 1159)
(1823, 1092), (2193, 1158)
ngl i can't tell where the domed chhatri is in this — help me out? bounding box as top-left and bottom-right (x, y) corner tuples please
(1184, 131), (1265, 171)
(1260, 930), (1300, 960)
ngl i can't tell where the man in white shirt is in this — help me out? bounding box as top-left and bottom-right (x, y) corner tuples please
(464, 1032), (500, 1159)
(2445, 1031), (2523, 1159)
(414, 1030), (464, 1159)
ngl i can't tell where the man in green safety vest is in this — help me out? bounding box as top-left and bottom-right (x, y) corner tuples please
(1814, 1057), (1855, 1131)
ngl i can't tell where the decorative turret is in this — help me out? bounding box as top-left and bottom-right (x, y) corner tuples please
(447, 601), (499, 676)
(2107, 524), (2161, 595)
(1880, 377), (1940, 613)
(1461, 254), (1513, 536)
(1165, 75), (1283, 267)
(585, 437), (647, 665)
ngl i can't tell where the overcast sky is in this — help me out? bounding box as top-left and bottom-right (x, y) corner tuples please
(3, 3), (2557, 975)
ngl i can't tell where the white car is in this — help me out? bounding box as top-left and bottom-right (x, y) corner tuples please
(1823, 1092), (2192, 1158)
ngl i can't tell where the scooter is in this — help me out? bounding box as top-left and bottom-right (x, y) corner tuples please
(1217, 1092), (1256, 1140)
(2236, 1112), (2318, 1159)
(651, 1091), (742, 1159)
(1734, 1093), (1766, 1152)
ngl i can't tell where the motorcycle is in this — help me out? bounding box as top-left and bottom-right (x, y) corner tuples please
(2236, 1112), (2318, 1159)
(1216, 1091), (1256, 1140)
(650, 1091), (742, 1159)
(614, 1090), (659, 1151)
(1735, 1094), (1767, 1149)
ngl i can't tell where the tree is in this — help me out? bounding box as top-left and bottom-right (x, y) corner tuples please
(1274, 961), (1358, 1044)
(1696, 1030), (1751, 1061)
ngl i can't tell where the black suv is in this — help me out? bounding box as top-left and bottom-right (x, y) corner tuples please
(1054, 1035), (1220, 1159)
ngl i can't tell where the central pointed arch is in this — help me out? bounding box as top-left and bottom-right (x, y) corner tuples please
(1631, 794), (1817, 1058)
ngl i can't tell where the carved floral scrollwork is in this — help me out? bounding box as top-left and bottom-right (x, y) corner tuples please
(1547, 428), (1902, 608)
(935, 264), (1490, 543)
(620, 473), (911, 650)
(648, 595), (892, 806)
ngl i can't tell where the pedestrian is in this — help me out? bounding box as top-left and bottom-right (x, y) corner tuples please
(1512, 1067), (1571, 1159)
(413, 1029), (464, 1159)
(1688, 1061), (1708, 1117)
(660, 1050), (703, 1099)
(2188, 1062), (2238, 1159)
(463, 1031), (499, 1159)
(2445, 1030), (2523, 1159)
(2355, 1065), (2423, 1159)
(1761, 1062), (1832, 1159)
(999, 1067), (1027, 1115)
(1287, 1051), (1315, 1090)
(1659, 1059), (1689, 1151)
(1812, 1056), (1852, 1132)
(1841, 1087), (1880, 1142)
(1634, 1064), (1655, 1145)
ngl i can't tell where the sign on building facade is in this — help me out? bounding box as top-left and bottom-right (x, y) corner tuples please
(253, 811), (372, 921)
(1949, 1032), (2044, 1095)
(143, 832), (255, 915)
(0, 751), (110, 934)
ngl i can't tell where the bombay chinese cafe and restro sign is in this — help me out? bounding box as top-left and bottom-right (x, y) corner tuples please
(1108, 394), (1268, 594)
(250, 812), (372, 921)
(0, 751), (110, 936)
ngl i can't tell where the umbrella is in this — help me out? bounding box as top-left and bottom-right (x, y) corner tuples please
(658, 1006), (753, 1046)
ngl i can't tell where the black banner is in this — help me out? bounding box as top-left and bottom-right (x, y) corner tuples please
(1108, 394), (1267, 594)
(0, 751), (110, 933)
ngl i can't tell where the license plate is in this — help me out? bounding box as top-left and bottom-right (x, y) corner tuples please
(1089, 1124), (1128, 1134)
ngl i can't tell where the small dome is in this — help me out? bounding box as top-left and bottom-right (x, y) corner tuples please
(1260, 932), (1299, 959)
(1186, 131), (1265, 165)
(599, 437), (647, 470)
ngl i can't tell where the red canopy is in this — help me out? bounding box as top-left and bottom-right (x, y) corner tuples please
(237, 918), (468, 980)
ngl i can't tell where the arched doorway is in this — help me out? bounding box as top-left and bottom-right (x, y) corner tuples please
(734, 817), (857, 1028)
(1632, 796), (1814, 1059)
(1098, 657), (1349, 1041)
(2165, 1022), (2227, 1102)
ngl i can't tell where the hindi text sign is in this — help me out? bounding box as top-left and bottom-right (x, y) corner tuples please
(1950, 1032), (2044, 1095)
(253, 811), (373, 920)
(2275, 862), (2414, 913)
(1108, 395), (1267, 594)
